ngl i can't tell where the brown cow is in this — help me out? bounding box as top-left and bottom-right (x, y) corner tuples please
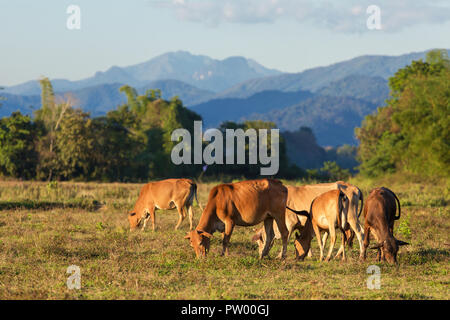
(291, 189), (349, 261)
(252, 181), (364, 259)
(185, 179), (290, 259)
(362, 187), (409, 264)
(128, 179), (202, 231)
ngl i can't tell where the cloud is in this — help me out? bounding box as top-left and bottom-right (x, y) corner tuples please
(148, 0), (450, 32)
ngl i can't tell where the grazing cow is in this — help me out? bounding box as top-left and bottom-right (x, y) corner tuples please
(128, 179), (202, 231)
(185, 179), (290, 259)
(362, 187), (409, 264)
(252, 181), (364, 259)
(291, 190), (349, 261)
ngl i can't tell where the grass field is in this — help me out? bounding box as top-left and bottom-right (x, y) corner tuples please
(0, 176), (448, 300)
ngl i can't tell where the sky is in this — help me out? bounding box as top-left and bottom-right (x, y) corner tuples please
(1, 0), (450, 86)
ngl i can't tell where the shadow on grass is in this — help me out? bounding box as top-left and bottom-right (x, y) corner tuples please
(403, 248), (449, 265)
(0, 199), (102, 211)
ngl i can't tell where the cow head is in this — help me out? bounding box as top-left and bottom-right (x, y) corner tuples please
(251, 228), (264, 252)
(293, 220), (313, 261)
(185, 230), (213, 258)
(370, 237), (409, 264)
(128, 212), (140, 231)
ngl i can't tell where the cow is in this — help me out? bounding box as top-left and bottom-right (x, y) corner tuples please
(362, 187), (409, 264)
(291, 190), (349, 261)
(252, 181), (364, 259)
(184, 179), (291, 259)
(128, 178), (202, 231)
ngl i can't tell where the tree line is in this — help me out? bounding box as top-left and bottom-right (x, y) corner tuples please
(355, 49), (449, 178)
(2, 50), (445, 182)
(2, 79), (348, 182)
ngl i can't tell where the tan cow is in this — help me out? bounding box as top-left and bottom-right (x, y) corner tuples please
(128, 178), (202, 231)
(292, 190), (349, 261)
(253, 181), (365, 260)
(185, 179), (290, 259)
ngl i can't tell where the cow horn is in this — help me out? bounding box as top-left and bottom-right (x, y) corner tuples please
(197, 230), (213, 238)
(396, 239), (409, 246)
(369, 242), (384, 249)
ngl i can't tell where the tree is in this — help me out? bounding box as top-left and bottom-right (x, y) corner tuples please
(0, 112), (38, 179)
(34, 78), (75, 180)
(54, 108), (96, 180)
(320, 161), (351, 181)
(0, 87), (5, 108)
(356, 49), (450, 178)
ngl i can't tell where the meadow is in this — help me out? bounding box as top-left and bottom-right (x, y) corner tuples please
(0, 176), (448, 300)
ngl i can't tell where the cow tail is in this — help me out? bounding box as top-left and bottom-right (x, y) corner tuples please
(338, 191), (347, 237)
(385, 187), (401, 220)
(193, 183), (204, 212)
(357, 187), (364, 218)
(286, 206), (309, 218)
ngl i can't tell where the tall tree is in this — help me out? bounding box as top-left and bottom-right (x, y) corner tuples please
(0, 112), (38, 179)
(356, 50), (450, 178)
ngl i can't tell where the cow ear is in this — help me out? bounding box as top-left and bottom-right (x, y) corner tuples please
(396, 239), (409, 246)
(369, 242), (384, 249)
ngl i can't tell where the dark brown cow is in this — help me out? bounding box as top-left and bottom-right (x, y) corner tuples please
(362, 187), (409, 264)
(185, 179), (289, 259)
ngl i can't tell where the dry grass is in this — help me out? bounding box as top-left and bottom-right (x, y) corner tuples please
(0, 178), (448, 300)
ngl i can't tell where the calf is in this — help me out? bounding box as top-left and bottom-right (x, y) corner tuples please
(128, 178), (202, 231)
(292, 189), (349, 261)
(185, 179), (289, 259)
(362, 187), (408, 264)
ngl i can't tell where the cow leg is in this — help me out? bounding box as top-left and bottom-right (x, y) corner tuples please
(141, 208), (150, 231)
(274, 216), (289, 260)
(222, 219), (235, 256)
(339, 232), (346, 261)
(348, 218), (365, 260)
(362, 226), (371, 261)
(142, 207), (156, 231)
(259, 219), (275, 259)
(187, 205), (194, 230)
(335, 243), (345, 259)
(325, 225), (336, 262)
(334, 231), (346, 259)
(174, 204), (186, 230)
(322, 232), (329, 247)
(329, 230), (346, 259)
(312, 223), (324, 261)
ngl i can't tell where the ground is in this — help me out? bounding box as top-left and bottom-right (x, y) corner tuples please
(0, 176), (448, 299)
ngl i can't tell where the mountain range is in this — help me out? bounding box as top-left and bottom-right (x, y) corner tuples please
(1, 49), (448, 147)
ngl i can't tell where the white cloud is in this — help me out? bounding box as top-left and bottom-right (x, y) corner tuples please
(150, 0), (450, 32)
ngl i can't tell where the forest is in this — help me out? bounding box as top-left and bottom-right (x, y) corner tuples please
(0, 50), (448, 182)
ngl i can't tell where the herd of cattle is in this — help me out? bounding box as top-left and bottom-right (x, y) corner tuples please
(127, 178), (409, 264)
